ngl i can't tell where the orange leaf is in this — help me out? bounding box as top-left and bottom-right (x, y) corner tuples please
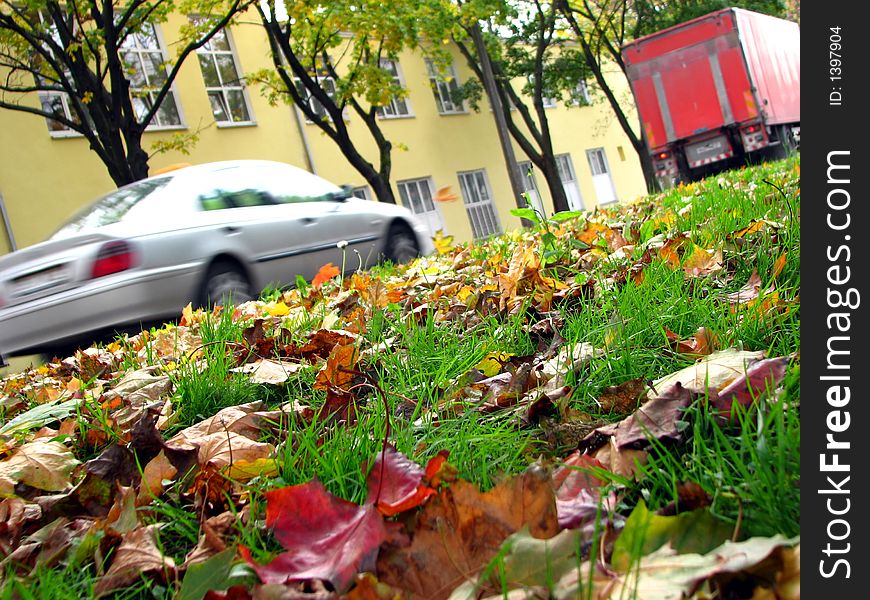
(772, 253), (787, 279)
(314, 344), (359, 392)
(434, 186), (459, 202)
(312, 263), (340, 288)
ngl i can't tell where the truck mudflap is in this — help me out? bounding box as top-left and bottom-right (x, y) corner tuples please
(684, 134), (734, 168)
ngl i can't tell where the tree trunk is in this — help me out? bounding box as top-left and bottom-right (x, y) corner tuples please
(539, 155), (571, 213)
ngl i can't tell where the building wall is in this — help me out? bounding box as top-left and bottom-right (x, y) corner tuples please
(0, 12), (648, 255)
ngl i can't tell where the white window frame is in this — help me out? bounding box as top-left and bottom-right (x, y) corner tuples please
(555, 153), (584, 211)
(32, 10), (83, 136)
(570, 79), (592, 105)
(458, 169), (501, 239)
(517, 161), (544, 215)
(528, 74), (557, 108)
(425, 59), (466, 115)
(397, 177), (435, 214)
(587, 147), (610, 176)
(38, 90), (80, 136)
(295, 76), (341, 123)
(194, 25), (255, 127)
(377, 59), (413, 119)
(120, 22), (185, 130)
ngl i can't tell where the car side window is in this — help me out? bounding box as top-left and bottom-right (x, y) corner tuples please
(198, 189), (273, 211)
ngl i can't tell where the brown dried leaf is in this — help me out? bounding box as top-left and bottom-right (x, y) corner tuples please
(94, 525), (176, 597)
(0, 440), (80, 495)
(596, 378), (646, 415)
(377, 465), (559, 598)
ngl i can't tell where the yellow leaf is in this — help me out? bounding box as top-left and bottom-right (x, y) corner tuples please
(474, 351), (514, 377)
(431, 229), (454, 255)
(180, 302), (194, 326)
(266, 301), (290, 317)
(225, 457), (280, 482)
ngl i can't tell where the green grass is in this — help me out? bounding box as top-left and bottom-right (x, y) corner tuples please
(0, 156), (801, 598)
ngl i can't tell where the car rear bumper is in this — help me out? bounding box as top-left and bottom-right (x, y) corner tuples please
(0, 265), (199, 357)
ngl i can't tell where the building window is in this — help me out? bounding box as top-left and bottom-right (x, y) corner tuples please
(351, 186), (372, 201)
(195, 26), (253, 125)
(587, 148), (609, 176)
(555, 154), (585, 211)
(295, 77), (339, 123)
(517, 161), (544, 215)
(397, 177), (444, 236)
(425, 59), (465, 115)
(38, 91), (78, 134)
(571, 80), (591, 105)
(120, 23), (182, 128)
(377, 59), (412, 119)
(31, 9), (83, 135)
(458, 170), (501, 239)
(528, 74), (557, 108)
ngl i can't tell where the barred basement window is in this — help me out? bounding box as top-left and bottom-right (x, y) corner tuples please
(457, 170), (501, 239)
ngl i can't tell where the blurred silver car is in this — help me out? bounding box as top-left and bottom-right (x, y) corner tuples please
(0, 160), (434, 358)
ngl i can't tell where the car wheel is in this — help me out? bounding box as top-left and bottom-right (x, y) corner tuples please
(385, 223), (420, 265)
(202, 263), (253, 308)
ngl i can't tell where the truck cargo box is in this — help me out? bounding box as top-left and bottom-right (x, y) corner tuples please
(622, 8), (799, 181)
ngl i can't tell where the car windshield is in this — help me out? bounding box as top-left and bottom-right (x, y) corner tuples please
(52, 177), (171, 238)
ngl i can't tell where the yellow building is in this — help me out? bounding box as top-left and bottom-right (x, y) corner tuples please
(0, 12), (648, 255)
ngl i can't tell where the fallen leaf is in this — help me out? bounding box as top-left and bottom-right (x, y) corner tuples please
(178, 547), (238, 600)
(596, 378), (646, 415)
(472, 526), (588, 594)
(377, 465), (559, 598)
(313, 343), (359, 393)
(365, 446), (436, 516)
(0, 440), (80, 495)
(682, 244), (723, 278)
(194, 432), (275, 470)
(602, 535), (799, 600)
(647, 348), (767, 402)
(94, 525), (176, 597)
(137, 450), (178, 506)
(241, 479), (386, 592)
(232, 359), (304, 385)
(582, 382), (694, 451)
(709, 355), (790, 416)
(312, 263), (341, 289)
(610, 499), (734, 572)
(592, 437), (649, 479)
(552, 453), (615, 531)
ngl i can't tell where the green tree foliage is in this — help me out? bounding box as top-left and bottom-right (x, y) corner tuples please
(251, 0), (459, 205)
(0, 0), (252, 186)
(452, 0), (591, 214)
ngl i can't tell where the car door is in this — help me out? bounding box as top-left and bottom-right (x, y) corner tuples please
(259, 168), (387, 278)
(187, 168), (322, 291)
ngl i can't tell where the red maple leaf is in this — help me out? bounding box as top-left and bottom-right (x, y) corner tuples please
(240, 479), (385, 592)
(365, 446), (437, 516)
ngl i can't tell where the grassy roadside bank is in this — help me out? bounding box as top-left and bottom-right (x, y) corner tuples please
(0, 156), (800, 599)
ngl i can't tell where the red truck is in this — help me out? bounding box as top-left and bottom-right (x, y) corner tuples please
(622, 8), (800, 186)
